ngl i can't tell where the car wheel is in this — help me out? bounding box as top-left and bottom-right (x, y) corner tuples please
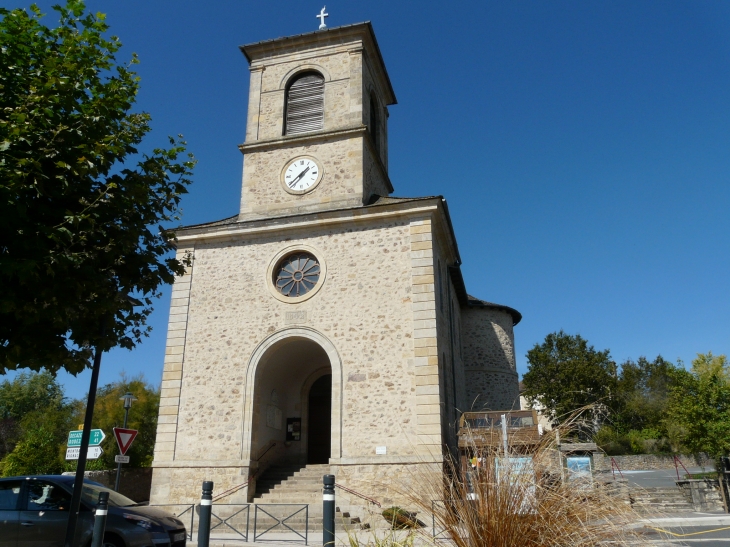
(102, 535), (124, 547)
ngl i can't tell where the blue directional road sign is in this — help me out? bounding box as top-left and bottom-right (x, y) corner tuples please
(67, 429), (105, 447)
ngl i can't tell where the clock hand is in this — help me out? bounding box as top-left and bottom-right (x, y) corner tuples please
(288, 166), (311, 187)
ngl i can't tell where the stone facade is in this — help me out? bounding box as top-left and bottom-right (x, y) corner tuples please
(150, 23), (520, 507)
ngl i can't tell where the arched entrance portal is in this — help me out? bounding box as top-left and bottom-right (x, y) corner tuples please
(307, 375), (331, 464)
(243, 329), (341, 468)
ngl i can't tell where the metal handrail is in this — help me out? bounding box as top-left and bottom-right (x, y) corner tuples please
(256, 440), (278, 461)
(610, 457), (624, 479)
(211, 445), (279, 503)
(335, 483), (381, 508)
(674, 455), (691, 480)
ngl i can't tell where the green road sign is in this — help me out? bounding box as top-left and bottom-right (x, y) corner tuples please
(67, 429), (105, 447)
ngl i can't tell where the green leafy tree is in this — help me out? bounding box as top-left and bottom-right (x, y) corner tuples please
(0, 1), (194, 375)
(522, 331), (617, 425)
(613, 356), (679, 433)
(0, 370), (73, 475)
(667, 352), (730, 462)
(67, 374), (159, 470)
(0, 370), (67, 458)
(2, 423), (65, 476)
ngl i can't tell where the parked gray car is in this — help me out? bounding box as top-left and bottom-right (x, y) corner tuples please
(0, 475), (186, 547)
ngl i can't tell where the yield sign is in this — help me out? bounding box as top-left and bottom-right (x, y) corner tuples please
(113, 427), (138, 456)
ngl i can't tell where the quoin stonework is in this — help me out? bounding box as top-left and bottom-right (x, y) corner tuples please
(150, 22), (521, 508)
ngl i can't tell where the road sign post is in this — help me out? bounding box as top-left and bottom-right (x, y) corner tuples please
(67, 429), (105, 447)
(113, 427), (139, 492)
(65, 446), (104, 460)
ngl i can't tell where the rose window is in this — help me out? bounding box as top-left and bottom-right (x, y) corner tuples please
(274, 252), (321, 297)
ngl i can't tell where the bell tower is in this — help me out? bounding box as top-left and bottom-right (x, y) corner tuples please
(238, 23), (397, 220)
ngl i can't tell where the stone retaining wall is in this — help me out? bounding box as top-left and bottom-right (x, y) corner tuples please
(593, 453), (713, 472)
(677, 479), (726, 512)
(63, 468), (153, 503)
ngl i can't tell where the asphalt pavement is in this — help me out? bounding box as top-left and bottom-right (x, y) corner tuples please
(619, 467), (709, 489)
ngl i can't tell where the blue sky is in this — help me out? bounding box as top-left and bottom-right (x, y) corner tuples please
(5, 1), (730, 400)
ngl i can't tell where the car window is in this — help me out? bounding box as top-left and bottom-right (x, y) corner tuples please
(25, 481), (71, 511)
(0, 480), (22, 510)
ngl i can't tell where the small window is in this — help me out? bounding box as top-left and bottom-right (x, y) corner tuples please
(369, 94), (379, 152)
(274, 252), (321, 298)
(285, 72), (324, 135)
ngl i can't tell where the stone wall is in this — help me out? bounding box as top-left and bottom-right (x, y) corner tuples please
(151, 206), (454, 505)
(240, 28), (394, 218)
(592, 453), (714, 472)
(460, 307), (519, 411)
(64, 468), (153, 503)
(240, 134), (366, 218)
(677, 479), (726, 512)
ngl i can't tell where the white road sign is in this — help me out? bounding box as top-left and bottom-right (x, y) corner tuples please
(65, 446), (103, 460)
(114, 455), (130, 464)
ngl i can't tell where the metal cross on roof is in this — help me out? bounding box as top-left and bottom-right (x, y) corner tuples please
(317, 6), (329, 30)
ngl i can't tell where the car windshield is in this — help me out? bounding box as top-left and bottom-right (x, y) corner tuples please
(79, 482), (137, 508)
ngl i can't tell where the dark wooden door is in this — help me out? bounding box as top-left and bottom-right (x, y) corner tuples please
(307, 375), (331, 464)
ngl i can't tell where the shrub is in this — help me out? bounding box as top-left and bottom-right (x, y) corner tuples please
(407, 416), (642, 547)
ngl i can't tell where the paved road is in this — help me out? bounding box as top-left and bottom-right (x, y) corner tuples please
(619, 467), (708, 489)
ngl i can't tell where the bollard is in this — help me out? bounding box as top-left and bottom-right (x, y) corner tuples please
(197, 481), (214, 547)
(323, 474), (335, 547)
(90, 491), (109, 547)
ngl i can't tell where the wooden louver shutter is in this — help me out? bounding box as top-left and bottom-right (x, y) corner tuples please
(286, 73), (324, 135)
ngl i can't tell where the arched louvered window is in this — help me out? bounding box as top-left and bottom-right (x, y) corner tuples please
(369, 94), (380, 152)
(285, 72), (324, 135)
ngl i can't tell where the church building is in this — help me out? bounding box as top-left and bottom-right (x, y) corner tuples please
(149, 21), (521, 508)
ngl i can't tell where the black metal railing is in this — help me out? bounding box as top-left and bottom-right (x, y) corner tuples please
(149, 501), (309, 544)
(253, 503), (309, 544)
(210, 503), (251, 542)
(431, 500), (450, 541)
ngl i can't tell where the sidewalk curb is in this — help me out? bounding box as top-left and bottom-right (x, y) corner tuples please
(634, 515), (730, 528)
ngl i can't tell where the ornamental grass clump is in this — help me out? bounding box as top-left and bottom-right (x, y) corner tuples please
(408, 419), (646, 547)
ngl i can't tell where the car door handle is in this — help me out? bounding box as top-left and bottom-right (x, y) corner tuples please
(20, 521), (35, 526)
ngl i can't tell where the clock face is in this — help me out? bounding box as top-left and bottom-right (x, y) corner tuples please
(282, 157), (323, 194)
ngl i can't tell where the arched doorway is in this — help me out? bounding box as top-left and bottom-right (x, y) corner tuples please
(307, 375), (331, 464)
(242, 328), (341, 468)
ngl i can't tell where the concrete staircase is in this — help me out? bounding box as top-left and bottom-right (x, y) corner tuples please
(629, 485), (695, 513)
(252, 464), (370, 531)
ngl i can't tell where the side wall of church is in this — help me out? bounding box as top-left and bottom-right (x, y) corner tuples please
(428, 248), (465, 457)
(362, 51), (389, 169)
(461, 307), (520, 411)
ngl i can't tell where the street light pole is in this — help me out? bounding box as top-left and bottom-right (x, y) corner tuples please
(114, 391), (137, 492)
(64, 339), (105, 547)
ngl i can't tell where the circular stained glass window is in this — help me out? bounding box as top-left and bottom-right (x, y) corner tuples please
(274, 252), (321, 297)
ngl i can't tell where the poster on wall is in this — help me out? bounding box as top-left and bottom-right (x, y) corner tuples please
(566, 456), (593, 488)
(286, 418), (301, 441)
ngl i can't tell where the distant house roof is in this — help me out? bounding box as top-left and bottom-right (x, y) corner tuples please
(448, 266), (522, 325)
(466, 295), (522, 326)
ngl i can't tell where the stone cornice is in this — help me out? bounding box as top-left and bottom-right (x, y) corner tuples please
(174, 198), (444, 245)
(238, 125), (365, 154)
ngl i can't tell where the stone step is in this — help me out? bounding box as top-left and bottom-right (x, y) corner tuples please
(627, 486), (694, 513)
(251, 463), (368, 529)
(260, 478), (323, 487)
